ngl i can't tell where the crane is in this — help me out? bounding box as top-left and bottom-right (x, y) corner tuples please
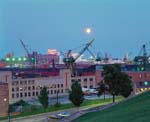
(20, 40), (36, 67)
(134, 44), (150, 70)
(63, 38), (95, 76)
(20, 40), (30, 56)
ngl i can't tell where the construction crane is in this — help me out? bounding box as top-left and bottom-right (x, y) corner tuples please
(20, 40), (36, 67)
(134, 44), (150, 70)
(63, 38), (95, 76)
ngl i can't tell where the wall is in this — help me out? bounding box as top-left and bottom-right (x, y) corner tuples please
(0, 83), (9, 117)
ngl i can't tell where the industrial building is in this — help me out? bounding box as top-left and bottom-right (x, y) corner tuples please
(0, 67), (97, 103)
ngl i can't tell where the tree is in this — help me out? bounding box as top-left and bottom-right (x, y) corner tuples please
(103, 64), (133, 102)
(97, 80), (107, 100)
(69, 80), (84, 109)
(38, 86), (49, 109)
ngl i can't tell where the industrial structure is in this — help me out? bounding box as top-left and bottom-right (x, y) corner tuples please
(1, 39), (150, 106)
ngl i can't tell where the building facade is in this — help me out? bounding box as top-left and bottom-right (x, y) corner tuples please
(0, 82), (9, 117)
(1, 64), (150, 103)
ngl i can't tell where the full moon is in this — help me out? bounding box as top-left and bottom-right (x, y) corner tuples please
(85, 28), (92, 34)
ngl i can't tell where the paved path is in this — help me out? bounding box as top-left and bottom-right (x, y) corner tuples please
(1, 100), (120, 122)
(59, 102), (117, 122)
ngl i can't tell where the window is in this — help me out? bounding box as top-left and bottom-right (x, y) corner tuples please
(90, 85), (93, 89)
(12, 94), (15, 98)
(20, 81), (23, 85)
(24, 92), (27, 97)
(32, 92), (35, 96)
(61, 89), (63, 93)
(20, 93), (23, 98)
(84, 86), (87, 88)
(51, 90), (53, 94)
(72, 79), (75, 82)
(54, 90), (56, 94)
(36, 92), (38, 96)
(58, 84), (60, 88)
(57, 90), (60, 94)
(61, 84), (63, 88)
(28, 86), (31, 90)
(84, 78), (87, 81)
(12, 88), (15, 92)
(78, 79), (81, 82)
(139, 82), (143, 86)
(89, 78), (93, 81)
(28, 92), (31, 96)
(16, 93), (19, 98)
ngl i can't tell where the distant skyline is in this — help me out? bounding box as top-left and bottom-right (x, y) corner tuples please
(1, 0), (150, 59)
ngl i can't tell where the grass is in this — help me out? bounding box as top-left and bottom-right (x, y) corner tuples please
(0, 97), (123, 121)
(73, 91), (150, 122)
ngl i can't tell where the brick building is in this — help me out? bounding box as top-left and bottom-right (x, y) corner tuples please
(0, 82), (9, 117)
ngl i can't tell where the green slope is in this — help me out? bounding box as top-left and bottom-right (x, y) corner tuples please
(73, 91), (150, 122)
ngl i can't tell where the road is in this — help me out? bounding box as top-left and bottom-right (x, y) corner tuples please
(1, 94), (113, 122)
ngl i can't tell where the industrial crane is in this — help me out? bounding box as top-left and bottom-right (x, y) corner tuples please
(20, 40), (36, 66)
(134, 44), (150, 70)
(63, 38), (95, 76)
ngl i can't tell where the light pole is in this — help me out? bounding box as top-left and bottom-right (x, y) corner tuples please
(56, 90), (59, 105)
(3, 98), (10, 122)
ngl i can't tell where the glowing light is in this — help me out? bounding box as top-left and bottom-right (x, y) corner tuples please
(85, 28), (92, 34)
(6, 58), (10, 61)
(144, 81), (148, 85)
(3, 98), (7, 102)
(48, 49), (57, 55)
(18, 57), (22, 61)
(12, 58), (15, 61)
(23, 57), (27, 61)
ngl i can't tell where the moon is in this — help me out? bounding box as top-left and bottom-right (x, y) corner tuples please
(85, 28), (92, 34)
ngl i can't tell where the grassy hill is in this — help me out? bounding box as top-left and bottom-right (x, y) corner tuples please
(73, 91), (150, 122)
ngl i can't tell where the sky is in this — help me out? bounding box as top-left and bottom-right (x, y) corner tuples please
(1, 0), (150, 59)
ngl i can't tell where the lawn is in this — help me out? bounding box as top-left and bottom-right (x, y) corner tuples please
(0, 97), (123, 121)
(73, 91), (150, 122)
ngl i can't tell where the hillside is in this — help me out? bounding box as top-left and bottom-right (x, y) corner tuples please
(73, 91), (150, 122)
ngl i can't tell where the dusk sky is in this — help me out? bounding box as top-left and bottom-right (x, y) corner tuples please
(1, 0), (150, 59)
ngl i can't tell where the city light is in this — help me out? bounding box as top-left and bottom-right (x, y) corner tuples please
(3, 98), (7, 102)
(144, 81), (148, 85)
(12, 58), (15, 61)
(23, 57), (27, 61)
(18, 57), (22, 61)
(6, 58), (10, 61)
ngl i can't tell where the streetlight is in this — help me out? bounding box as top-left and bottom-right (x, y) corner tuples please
(3, 98), (10, 122)
(56, 90), (59, 105)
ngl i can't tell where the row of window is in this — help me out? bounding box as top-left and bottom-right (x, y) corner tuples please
(12, 86), (35, 92)
(12, 84), (64, 92)
(72, 78), (94, 82)
(12, 80), (34, 85)
(83, 85), (93, 89)
(12, 89), (64, 98)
